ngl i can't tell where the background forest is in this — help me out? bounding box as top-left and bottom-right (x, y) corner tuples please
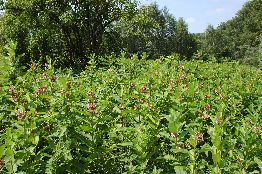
(0, 0), (261, 69)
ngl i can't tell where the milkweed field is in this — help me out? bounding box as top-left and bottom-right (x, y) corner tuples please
(0, 56), (261, 173)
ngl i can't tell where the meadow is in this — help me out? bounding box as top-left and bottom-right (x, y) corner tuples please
(0, 55), (261, 173)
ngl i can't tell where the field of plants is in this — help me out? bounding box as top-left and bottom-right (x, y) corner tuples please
(0, 55), (261, 173)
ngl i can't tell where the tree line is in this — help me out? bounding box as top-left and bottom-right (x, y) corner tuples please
(200, 0), (262, 67)
(0, 0), (261, 69)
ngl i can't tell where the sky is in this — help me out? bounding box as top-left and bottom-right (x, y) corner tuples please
(139, 0), (248, 33)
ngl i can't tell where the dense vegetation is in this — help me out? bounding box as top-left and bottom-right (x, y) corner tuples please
(0, 0), (260, 68)
(200, 0), (262, 67)
(0, 0), (196, 69)
(0, 54), (261, 173)
(0, 0), (261, 173)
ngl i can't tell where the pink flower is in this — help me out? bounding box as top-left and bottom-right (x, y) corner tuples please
(87, 103), (96, 112)
(8, 86), (21, 102)
(203, 104), (212, 111)
(201, 113), (209, 121)
(0, 159), (4, 170)
(8, 85), (15, 93)
(140, 98), (145, 104)
(179, 75), (186, 81)
(51, 75), (57, 82)
(195, 133), (204, 143)
(140, 86), (147, 93)
(42, 73), (49, 80)
(16, 111), (26, 120)
(12, 91), (21, 102)
(86, 91), (93, 97)
(171, 132), (179, 138)
(36, 86), (47, 95)
(215, 118), (223, 125)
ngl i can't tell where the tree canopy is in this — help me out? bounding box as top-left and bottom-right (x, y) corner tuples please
(0, 0), (261, 69)
(200, 0), (262, 66)
(0, 0), (137, 68)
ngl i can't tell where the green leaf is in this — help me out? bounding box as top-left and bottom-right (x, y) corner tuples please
(174, 166), (187, 174)
(163, 154), (176, 161)
(113, 106), (122, 113)
(118, 142), (133, 147)
(212, 146), (221, 165)
(0, 145), (5, 158)
(254, 157), (262, 170)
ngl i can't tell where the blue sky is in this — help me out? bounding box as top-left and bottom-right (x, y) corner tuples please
(139, 0), (248, 33)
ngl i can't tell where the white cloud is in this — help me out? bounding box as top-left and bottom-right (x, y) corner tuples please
(214, 8), (225, 14)
(186, 17), (196, 23)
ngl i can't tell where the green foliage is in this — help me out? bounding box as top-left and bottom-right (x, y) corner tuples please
(242, 36), (262, 68)
(0, 0), (137, 68)
(173, 18), (197, 58)
(0, 40), (26, 83)
(1, 0), (261, 69)
(112, 3), (197, 59)
(0, 0), (198, 68)
(201, 0), (262, 66)
(0, 55), (261, 173)
(201, 25), (231, 59)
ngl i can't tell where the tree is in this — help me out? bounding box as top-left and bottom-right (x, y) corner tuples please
(112, 3), (196, 59)
(173, 18), (197, 58)
(201, 24), (231, 59)
(0, 0), (137, 68)
(201, 0), (262, 65)
(112, 3), (177, 58)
